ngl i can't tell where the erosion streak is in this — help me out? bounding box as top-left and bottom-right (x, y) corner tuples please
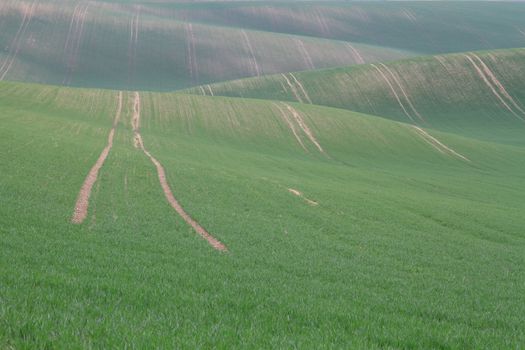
(241, 30), (261, 76)
(281, 73), (304, 103)
(0, 1), (36, 80)
(289, 73), (312, 104)
(185, 23), (199, 84)
(412, 126), (470, 162)
(272, 102), (308, 151)
(206, 84), (214, 96)
(64, 3), (90, 85)
(295, 39), (315, 70)
(379, 63), (425, 122)
(72, 91), (123, 224)
(371, 64), (414, 122)
(345, 43), (365, 64)
(283, 103), (325, 154)
(463, 54), (523, 120)
(131, 92), (227, 251)
(471, 53), (525, 117)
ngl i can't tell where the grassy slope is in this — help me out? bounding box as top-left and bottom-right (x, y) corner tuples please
(188, 48), (525, 146)
(1, 81), (525, 348)
(2, 1), (525, 91)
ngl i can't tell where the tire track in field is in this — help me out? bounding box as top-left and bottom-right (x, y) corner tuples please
(281, 102), (326, 155)
(470, 53), (525, 117)
(241, 30), (261, 77)
(272, 102), (308, 151)
(0, 0), (37, 80)
(185, 23), (199, 84)
(371, 63), (415, 122)
(379, 63), (425, 122)
(131, 92), (227, 251)
(281, 73), (304, 103)
(289, 73), (312, 104)
(463, 53), (524, 121)
(411, 125), (470, 162)
(72, 91), (123, 224)
(288, 188), (318, 206)
(63, 2), (90, 85)
(295, 39), (315, 70)
(345, 43), (365, 64)
(128, 6), (140, 84)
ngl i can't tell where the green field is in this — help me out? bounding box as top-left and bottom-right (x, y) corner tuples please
(1, 1), (525, 349)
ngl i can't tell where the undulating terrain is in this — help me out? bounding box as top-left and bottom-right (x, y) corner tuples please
(1, 1), (525, 348)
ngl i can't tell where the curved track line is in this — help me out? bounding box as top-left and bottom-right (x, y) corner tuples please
(471, 53), (525, 117)
(289, 73), (312, 104)
(295, 39), (315, 70)
(379, 63), (425, 122)
(72, 91), (123, 224)
(345, 43), (365, 64)
(241, 30), (261, 76)
(206, 84), (214, 96)
(185, 23), (199, 84)
(281, 73), (303, 103)
(463, 54), (523, 121)
(272, 102), (308, 151)
(288, 188), (318, 206)
(282, 103), (325, 154)
(412, 126), (470, 162)
(0, 1), (37, 80)
(371, 64), (414, 122)
(131, 92), (227, 251)
(63, 2), (90, 85)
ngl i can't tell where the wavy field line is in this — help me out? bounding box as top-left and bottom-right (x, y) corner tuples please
(72, 91), (123, 224)
(295, 39), (315, 70)
(272, 102), (308, 151)
(412, 126), (470, 162)
(345, 43), (365, 64)
(241, 30), (261, 76)
(283, 103), (325, 154)
(63, 2), (90, 85)
(281, 73), (304, 103)
(0, 1), (37, 80)
(185, 23), (199, 84)
(131, 92), (227, 251)
(370, 64), (414, 122)
(289, 73), (312, 104)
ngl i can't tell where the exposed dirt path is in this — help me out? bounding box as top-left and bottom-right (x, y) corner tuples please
(72, 91), (123, 224)
(463, 54), (523, 121)
(289, 73), (312, 104)
(471, 53), (525, 117)
(0, 0), (37, 80)
(412, 125), (470, 162)
(241, 30), (261, 77)
(272, 102), (308, 151)
(295, 39), (315, 70)
(185, 23), (199, 84)
(281, 73), (304, 103)
(282, 103), (325, 154)
(371, 64), (414, 122)
(379, 63), (425, 122)
(288, 188), (318, 206)
(345, 43), (365, 64)
(131, 92), (227, 251)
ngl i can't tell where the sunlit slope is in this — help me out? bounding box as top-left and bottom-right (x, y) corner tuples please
(164, 1), (525, 54)
(0, 0), (410, 90)
(1, 81), (525, 347)
(189, 48), (525, 145)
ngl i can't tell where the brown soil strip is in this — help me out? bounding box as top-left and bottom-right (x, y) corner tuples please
(283, 103), (325, 154)
(370, 64), (414, 122)
(288, 188), (318, 206)
(272, 102), (308, 151)
(185, 23), (199, 84)
(281, 73), (304, 103)
(241, 30), (261, 76)
(379, 63), (425, 122)
(72, 91), (123, 224)
(345, 43), (365, 64)
(0, 1), (37, 80)
(131, 92), (227, 251)
(463, 54), (522, 120)
(412, 126), (470, 162)
(471, 53), (525, 118)
(295, 39), (315, 70)
(289, 73), (312, 104)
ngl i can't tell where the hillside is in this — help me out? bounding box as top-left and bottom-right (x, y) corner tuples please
(2, 1), (525, 90)
(1, 80), (525, 347)
(187, 48), (525, 145)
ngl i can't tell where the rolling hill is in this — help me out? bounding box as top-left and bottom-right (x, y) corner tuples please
(1, 1), (525, 90)
(1, 80), (525, 348)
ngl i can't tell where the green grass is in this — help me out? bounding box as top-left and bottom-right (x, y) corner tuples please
(1, 81), (525, 348)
